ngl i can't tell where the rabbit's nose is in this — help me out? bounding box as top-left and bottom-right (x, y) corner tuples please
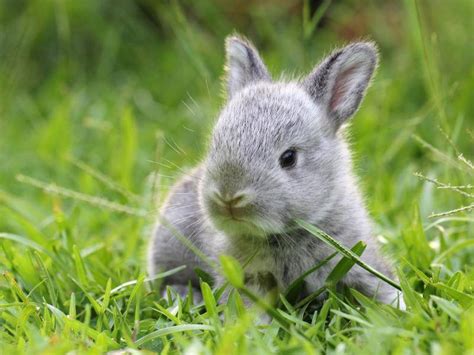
(213, 191), (248, 208)
(211, 190), (253, 219)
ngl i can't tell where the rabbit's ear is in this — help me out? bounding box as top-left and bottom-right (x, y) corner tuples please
(302, 42), (378, 131)
(225, 35), (271, 99)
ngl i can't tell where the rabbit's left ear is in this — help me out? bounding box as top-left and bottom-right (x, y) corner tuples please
(302, 42), (378, 131)
(225, 35), (271, 99)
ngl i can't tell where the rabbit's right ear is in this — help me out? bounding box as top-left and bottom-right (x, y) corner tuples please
(302, 42), (378, 132)
(225, 35), (271, 99)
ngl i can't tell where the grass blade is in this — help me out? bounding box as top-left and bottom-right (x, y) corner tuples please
(296, 220), (401, 291)
(0, 233), (52, 257)
(285, 251), (337, 302)
(134, 324), (215, 347)
(326, 241), (366, 285)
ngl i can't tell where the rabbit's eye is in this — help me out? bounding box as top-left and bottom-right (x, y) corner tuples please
(279, 149), (297, 169)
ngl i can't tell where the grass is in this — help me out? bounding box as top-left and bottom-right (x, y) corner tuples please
(0, 0), (473, 353)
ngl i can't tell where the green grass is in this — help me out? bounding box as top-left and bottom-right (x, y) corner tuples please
(0, 0), (473, 353)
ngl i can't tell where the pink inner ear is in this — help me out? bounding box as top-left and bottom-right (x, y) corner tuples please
(329, 65), (358, 113)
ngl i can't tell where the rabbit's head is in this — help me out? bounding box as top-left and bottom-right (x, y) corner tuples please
(199, 35), (377, 239)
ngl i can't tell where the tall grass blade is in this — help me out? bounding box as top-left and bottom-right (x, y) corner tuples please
(296, 220), (401, 291)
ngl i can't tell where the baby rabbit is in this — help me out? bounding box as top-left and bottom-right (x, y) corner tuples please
(148, 35), (404, 308)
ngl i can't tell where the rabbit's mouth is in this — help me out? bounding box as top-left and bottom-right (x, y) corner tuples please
(208, 209), (286, 239)
(210, 215), (268, 238)
(203, 189), (287, 237)
(211, 201), (253, 221)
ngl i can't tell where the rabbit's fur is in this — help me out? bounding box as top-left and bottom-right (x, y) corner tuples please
(148, 35), (404, 308)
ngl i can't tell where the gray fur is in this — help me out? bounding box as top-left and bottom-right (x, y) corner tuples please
(148, 35), (404, 309)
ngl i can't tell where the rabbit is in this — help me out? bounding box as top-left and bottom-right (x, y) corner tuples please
(148, 35), (405, 309)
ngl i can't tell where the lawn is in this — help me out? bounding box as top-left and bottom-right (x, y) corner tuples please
(0, 1), (473, 353)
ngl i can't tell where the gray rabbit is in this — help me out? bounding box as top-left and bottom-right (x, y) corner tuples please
(148, 35), (404, 309)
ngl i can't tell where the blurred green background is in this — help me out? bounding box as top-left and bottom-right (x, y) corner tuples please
(0, 1), (473, 351)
